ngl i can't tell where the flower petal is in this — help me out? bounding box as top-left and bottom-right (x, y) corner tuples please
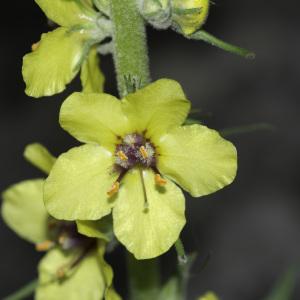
(76, 215), (113, 242)
(36, 248), (105, 300)
(44, 144), (118, 220)
(121, 79), (190, 142)
(157, 124), (237, 197)
(60, 92), (129, 151)
(24, 143), (56, 174)
(35, 0), (97, 27)
(113, 168), (186, 259)
(1, 179), (49, 244)
(23, 27), (88, 98)
(97, 242), (122, 300)
(80, 46), (105, 93)
(105, 288), (122, 300)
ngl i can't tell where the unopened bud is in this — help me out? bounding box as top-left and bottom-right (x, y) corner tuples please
(171, 0), (210, 35)
(138, 0), (171, 29)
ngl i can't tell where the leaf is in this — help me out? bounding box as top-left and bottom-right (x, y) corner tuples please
(220, 123), (274, 137)
(190, 30), (255, 59)
(263, 267), (297, 300)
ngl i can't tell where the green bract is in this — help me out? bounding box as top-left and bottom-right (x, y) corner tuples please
(44, 78), (237, 260)
(22, 0), (107, 98)
(2, 144), (120, 300)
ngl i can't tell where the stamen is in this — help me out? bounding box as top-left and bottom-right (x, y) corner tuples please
(58, 235), (67, 246)
(107, 181), (120, 197)
(155, 174), (167, 186)
(31, 42), (39, 51)
(139, 146), (148, 159)
(56, 241), (96, 279)
(35, 240), (55, 252)
(117, 150), (128, 161)
(56, 266), (66, 279)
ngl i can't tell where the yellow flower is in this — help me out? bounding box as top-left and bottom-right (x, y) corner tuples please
(2, 144), (120, 300)
(44, 79), (237, 259)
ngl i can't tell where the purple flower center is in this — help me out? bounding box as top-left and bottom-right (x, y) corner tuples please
(48, 220), (93, 251)
(114, 133), (156, 170)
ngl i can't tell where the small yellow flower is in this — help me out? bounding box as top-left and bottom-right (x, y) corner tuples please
(2, 144), (120, 300)
(44, 79), (237, 259)
(22, 0), (107, 98)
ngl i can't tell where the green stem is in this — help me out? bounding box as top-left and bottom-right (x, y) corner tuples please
(110, 2), (159, 300)
(127, 254), (161, 300)
(175, 238), (187, 264)
(220, 123), (274, 137)
(178, 253), (197, 300)
(4, 279), (38, 300)
(189, 30), (255, 59)
(110, 0), (150, 97)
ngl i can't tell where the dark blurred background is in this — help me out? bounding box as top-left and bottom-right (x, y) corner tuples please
(0, 1), (299, 299)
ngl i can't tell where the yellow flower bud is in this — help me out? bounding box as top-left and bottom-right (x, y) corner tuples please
(172, 0), (210, 35)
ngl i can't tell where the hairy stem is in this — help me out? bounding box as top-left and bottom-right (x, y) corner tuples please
(110, 0), (150, 97)
(175, 238), (187, 264)
(110, 2), (160, 300)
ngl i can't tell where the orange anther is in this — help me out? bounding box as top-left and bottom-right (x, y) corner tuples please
(56, 267), (66, 279)
(35, 240), (54, 252)
(58, 235), (67, 245)
(139, 146), (148, 159)
(31, 42), (40, 51)
(117, 150), (128, 161)
(155, 174), (167, 186)
(107, 181), (120, 197)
